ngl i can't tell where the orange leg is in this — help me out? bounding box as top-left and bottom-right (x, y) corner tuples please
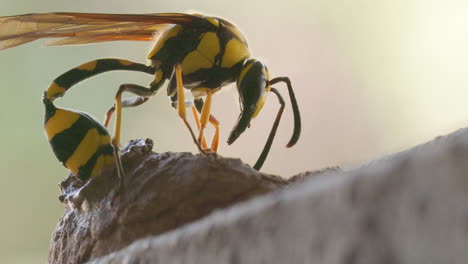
(208, 115), (220, 152)
(104, 108), (114, 128)
(197, 90), (213, 148)
(175, 64), (205, 154)
(191, 106), (208, 149)
(192, 96), (220, 152)
(104, 96), (149, 128)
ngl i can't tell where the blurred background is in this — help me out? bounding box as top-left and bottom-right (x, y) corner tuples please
(2, 0), (468, 262)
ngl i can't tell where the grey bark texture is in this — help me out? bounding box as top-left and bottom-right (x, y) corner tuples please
(51, 127), (468, 264)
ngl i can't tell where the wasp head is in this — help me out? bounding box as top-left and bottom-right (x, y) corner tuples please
(228, 59), (270, 145)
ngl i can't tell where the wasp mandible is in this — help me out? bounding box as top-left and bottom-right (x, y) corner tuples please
(0, 12), (301, 184)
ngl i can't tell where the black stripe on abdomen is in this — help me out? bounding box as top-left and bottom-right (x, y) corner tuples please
(48, 114), (108, 164)
(76, 145), (114, 182)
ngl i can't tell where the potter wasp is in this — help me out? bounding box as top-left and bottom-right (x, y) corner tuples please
(0, 12), (301, 185)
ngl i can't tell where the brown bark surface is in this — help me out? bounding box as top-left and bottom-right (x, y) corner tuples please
(48, 138), (289, 264)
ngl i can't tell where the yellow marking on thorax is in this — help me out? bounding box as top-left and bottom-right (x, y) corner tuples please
(77, 60), (97, 71)
(90, 154), (114, 178)
(198, 32), (220, 58)
(147, 25), (183, 59)
(45, 82), (66, 100)
(182, 32), (220, 74)
(205, 17), (219, 27)
(222, 38), (250, 68)
(226, 24), (248, 44)
(65, 128), (110, 174)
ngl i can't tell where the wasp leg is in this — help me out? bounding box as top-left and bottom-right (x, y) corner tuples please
(104, 68), (165, 128)
(191, 106), (208, 149)
(104, 96), (149, 128)
(173, 64), (206, 154)
(191, 108), (219, 152)
(197, 90), (213, 146)
(208, 115), (220, 152)
(111, 84), (155, 146)
(193, 98), (219, 152)
(107, 84), (156, 193)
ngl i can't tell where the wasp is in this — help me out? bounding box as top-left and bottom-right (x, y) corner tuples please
(0, 13), (301, 185)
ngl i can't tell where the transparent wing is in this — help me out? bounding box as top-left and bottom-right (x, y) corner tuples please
(0, 12), (200, 50)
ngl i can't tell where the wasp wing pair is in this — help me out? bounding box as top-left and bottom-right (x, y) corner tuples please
(0, 13), (199, 48)
(0, 12), (301, 184)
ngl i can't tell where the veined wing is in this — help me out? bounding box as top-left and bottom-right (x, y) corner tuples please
(0, 12), (201, 50)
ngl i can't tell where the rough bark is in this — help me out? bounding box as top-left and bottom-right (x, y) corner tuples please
(48, 138), (289, 264)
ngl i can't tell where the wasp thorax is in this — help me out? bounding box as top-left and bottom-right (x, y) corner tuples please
(228, 59), (271, 145)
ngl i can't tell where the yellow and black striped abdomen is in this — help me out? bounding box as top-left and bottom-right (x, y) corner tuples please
(40, 58), (154, 181)
(43, 99), (115, 182)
